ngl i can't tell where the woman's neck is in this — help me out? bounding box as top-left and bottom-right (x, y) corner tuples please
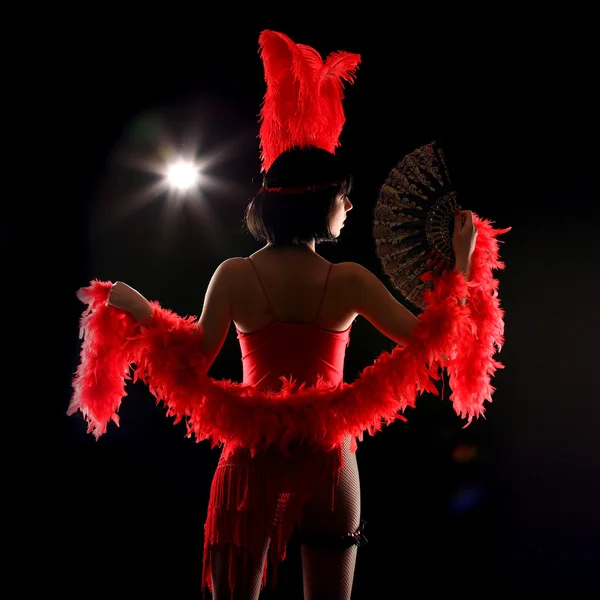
(265, 241), (316, 253)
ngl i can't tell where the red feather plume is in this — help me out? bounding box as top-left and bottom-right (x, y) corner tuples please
(258, 30), (361, 172)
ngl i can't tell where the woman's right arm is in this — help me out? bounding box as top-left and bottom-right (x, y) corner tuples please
(346, 263), (419, 346)
(347, 210), (477, 346)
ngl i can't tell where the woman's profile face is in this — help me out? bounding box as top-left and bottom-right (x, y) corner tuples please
(329, 184), (353, 238)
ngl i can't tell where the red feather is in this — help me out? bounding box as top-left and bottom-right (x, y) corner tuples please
(258, 30), (361, 171)
(318, 51), (361, 154)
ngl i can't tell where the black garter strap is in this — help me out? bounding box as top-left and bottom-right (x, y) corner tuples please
(299, 519), (368, 549)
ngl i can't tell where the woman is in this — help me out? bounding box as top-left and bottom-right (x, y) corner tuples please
(105, 145), (478, 599)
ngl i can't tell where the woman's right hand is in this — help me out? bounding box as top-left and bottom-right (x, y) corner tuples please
(107, 281), (153, 322)
(452, 210), (478, 275)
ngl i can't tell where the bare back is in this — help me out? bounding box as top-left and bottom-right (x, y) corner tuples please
(229, 247), (358, 334)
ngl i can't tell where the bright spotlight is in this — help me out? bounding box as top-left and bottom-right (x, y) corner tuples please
(166, 160), (199, 191)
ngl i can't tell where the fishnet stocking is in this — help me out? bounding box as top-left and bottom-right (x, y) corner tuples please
(299, 437), (362, 600)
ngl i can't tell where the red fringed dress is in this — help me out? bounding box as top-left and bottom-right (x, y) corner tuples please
(69, 217), (509, 596)
(203, 313), (352, 591)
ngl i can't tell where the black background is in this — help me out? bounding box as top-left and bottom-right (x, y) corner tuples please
(31, 8), (600, 598)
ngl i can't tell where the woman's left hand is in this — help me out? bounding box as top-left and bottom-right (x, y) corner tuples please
(107, 281), (153, 321)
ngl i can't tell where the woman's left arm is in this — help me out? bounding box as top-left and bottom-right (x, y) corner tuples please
(105, 261), (234, 373)
(195, 259), (236, 372)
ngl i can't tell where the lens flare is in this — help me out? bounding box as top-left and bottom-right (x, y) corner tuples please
(166, 161), (199, 191)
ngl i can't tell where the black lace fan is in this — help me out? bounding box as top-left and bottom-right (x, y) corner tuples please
(373, 141), (460, 310)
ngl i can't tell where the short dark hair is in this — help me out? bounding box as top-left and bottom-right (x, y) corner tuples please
(244, 146), (352, 246)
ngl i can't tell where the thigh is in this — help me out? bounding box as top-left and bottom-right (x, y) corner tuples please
(298, 438), (362, 600)
(210, 538), (270, 600)
(205, 448), (276, 599)
(299, 437), (361, 536)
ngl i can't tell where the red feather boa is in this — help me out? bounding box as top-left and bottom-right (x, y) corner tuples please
(69, 216), (509, 455)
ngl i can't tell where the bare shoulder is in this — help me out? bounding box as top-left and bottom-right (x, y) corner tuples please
(332, 262), (382, 306)
(333, 261), (376, 284)
(217, 257), (248, 272)
(209, 257), (249, 286)
(333, 261), (393, 303)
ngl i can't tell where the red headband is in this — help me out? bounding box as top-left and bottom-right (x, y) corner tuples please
(259, 180), (342, 195)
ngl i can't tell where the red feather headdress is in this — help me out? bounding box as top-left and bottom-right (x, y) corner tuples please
(258, 30), (361, 173)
